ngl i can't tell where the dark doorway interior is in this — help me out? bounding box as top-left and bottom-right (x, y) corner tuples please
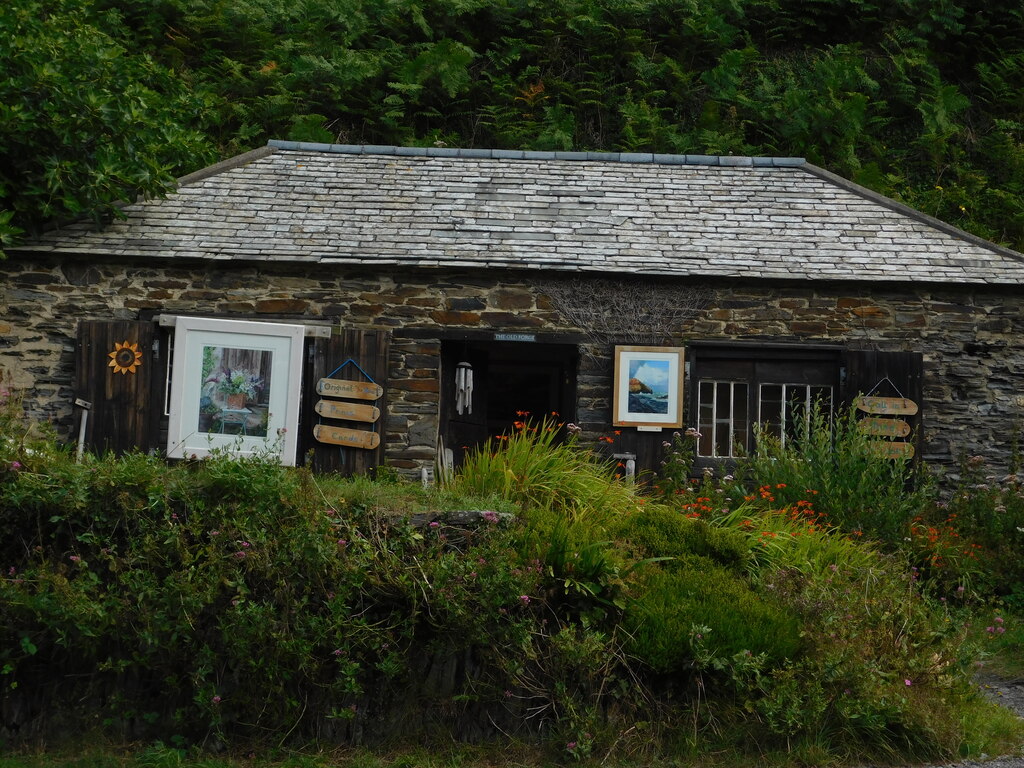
(440, 341), (578, 468)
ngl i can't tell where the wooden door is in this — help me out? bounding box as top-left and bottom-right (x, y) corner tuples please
(75, 320), (162, 455)
(842, 349), (924, 460)
(302, 329), (390, 476)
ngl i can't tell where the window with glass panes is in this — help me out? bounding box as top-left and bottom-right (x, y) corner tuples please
(757, 383), (833, 448)
(690, 345), (842, 463)
(697, 380), (748, 458)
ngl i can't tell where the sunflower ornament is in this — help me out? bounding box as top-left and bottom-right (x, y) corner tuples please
(108, 340), (143, 375)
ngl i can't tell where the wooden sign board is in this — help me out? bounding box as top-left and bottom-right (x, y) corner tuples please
(315, 399), (380, 424)
(317, 377), (383, 401)
(313, 424), (380, 450)
(858, 417), (911, 438)
(854, 396), (918, 416)
(866, 441), (915, 460)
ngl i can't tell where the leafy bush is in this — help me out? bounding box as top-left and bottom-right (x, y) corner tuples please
(2, 398), (1021, 764)
(0, 437), (542, 743)
(625, 561), (802, 673)
(930, 455), (1024, 600)
(731, 405), (933, 546)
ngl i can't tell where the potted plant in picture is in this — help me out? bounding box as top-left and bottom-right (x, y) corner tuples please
(216, 369), (263, 409)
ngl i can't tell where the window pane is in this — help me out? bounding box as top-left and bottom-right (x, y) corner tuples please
(785, 385), (808, 446)
(714, 382), (731, 457)
(698, 382), (714, 456)
(810, 386), (833, 415)
(697, 380), (752, 457)
(733, 383), (748, 455)
(760, 384), (782, 441)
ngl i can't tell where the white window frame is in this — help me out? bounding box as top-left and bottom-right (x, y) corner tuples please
(697, 381), (834, 457)
(166, 317), (305, 465)
(757, 383), (834, 448)
(697, 380), (748, 458)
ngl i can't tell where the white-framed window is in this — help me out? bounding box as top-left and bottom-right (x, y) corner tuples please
(691, 344), (843, 463)
(697, 380), (749, 458)
(165, 317), (305, 464)
(757, 383), (834, 447)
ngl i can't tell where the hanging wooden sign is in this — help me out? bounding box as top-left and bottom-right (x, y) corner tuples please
(313, 424), (380, 450)
(315, 399), (380, 423)
(866, 441), (915, 460)
(854, 396), (918, 416)
(316, 378), (383, 401)
(858, 417), (912, 438)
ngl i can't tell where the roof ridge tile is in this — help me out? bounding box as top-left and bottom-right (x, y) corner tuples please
(265, 139), (804, 168)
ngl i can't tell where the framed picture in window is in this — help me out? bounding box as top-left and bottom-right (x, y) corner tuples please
(166, 317), (305, 464)
(612, 345), (685, 428)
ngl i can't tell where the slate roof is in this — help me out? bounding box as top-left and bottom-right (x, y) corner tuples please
(15, 140), (1024, 285)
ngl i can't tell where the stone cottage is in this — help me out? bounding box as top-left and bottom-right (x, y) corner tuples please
(4, 141), (1024, 479)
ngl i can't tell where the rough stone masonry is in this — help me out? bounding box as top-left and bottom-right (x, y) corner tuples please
(2, 254), (1022, 482)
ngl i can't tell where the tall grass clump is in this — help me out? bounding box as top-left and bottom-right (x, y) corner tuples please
(448, 421), (641, 529)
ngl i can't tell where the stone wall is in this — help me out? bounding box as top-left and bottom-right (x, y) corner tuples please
(2, 255), (1023, 477)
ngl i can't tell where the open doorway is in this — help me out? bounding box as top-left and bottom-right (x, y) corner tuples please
(439, 340), (579, 468)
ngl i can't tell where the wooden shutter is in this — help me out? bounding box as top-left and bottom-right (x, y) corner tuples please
(842, 349), (924, 458)
(302, 329), (389, 476)
(74, 320), (162, 455)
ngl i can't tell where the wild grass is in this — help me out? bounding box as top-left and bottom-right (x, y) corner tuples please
(446, 422), (640, 528)
(706, 501), (883, 579)
(3, 397), (1024, 766)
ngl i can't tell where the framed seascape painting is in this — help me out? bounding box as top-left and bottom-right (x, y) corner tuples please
(166, 317), (305, 464)
(612, 346), (685, 428)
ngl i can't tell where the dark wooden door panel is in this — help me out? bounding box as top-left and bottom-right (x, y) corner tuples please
(303, 329), (389, 476)
(75, 320), (161, 455)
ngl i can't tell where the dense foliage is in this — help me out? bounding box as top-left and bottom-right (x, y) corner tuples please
(0, 0), (214, 249)
(4, 398), (1024, 764)
(2, 0), (1023, 254)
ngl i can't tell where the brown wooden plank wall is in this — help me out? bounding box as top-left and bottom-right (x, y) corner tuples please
(74, 320), (162, 455)
(302, 329), (390, 476)
(842, 348), (924, 458)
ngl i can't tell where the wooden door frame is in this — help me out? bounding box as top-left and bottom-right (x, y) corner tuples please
(438, 338), (580, 464)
